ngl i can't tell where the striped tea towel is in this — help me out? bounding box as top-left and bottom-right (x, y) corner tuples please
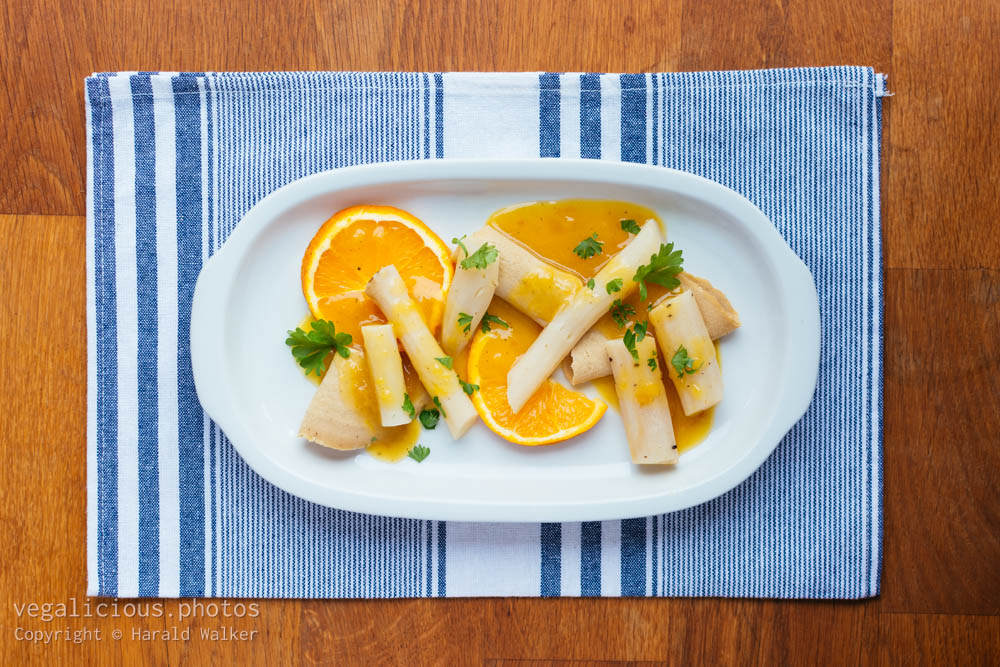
(86, 67), (886, 598)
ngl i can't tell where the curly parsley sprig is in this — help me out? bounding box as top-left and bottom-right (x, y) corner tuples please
(453, 236), (498, 270)
(285, 319), (352, 376)
(573, 233), (604, 260)
(632, 242), (684, 301)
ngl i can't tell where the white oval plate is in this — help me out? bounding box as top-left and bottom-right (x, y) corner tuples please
(191, 159), (819, 522)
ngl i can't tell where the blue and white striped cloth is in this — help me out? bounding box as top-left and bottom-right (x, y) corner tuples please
(86, 68), (886, 599)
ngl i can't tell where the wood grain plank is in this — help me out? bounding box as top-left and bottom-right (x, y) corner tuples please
(486, 661), (666, 667)
(867, 613), (1000, 667)
(483, 598), (868, 664)
(679, 0), (892, 72)
(887, 0), (1000, 269)
(881, 268), (1000, 614)
(298, 599), (485, 666)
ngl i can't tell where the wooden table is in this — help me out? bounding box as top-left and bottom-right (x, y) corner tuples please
(2, 1), (997, 664)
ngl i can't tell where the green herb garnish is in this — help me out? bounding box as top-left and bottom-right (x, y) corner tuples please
(632, 242), (684, 301)
(285, 319), (352, 376)
(402, 393), (416, 419)
(419, 409), (439, 429)
(480, 312), (509, 333)
(435, 356), (453, 369)
(605, 278), (623, 294)
(457, 312), (473, 334)
(407, 445), (431, 462)
(452, 235), (469, 258)
(460, 379), (479, 395)
(573, 233), (604, 260)
(586, 278), (596, 290)
(647, 356), (658, 371)
(433, 396), (447, 418)
(609, 299), (636, 329)
(460, 243), (498, 270)
(633, 320), (648, 341)
(623, 327), (640, 363)
(670, 344), (703, 379)
(620, 219), (642, 235)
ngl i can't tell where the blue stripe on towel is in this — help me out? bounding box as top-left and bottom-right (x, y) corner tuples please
(88, 75), (119, 597)
(130, 74), (160, 596)
(580, 74), (601, 159)
(620, 73), (646, 164)
(434, 73), (444, 159)
(540, 523), (561, 597)
(422, 73), (431, 160)
(580, 521), (601, 596)
(436, 521), (446, 597)
(620, 519), (646, 596)
(425, 520), (433, 595)
(172, 75), (206, 596)
(539, 72), (560, 158)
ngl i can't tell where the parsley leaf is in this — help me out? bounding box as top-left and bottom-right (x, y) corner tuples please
(402, 393), (416, 419)
(460, 379), (479, 395)
(419, 408), (439, 429)
(632, 242), (684, 301)
(433, 396), (447, 418)
(586, 278), (596, 290)
(407, 445), (431, 462)
(647, 356), (658, 371)
(460, 242), (498, 270)
(285, 319), (352, 376)
(633, 320), (648, 342)
(480, 312), (509, 333)
(435, 356), (453, 369)
(623, 327), (640, 363)
(457, 312), (473, 334)
(670, 344), (703, 379)
(573, 233), (604, 260)
(620, 219), (642, 235)
(609, 299), (636, 329)
(452, 235), (469, 258)
(606, 278), (623, 294)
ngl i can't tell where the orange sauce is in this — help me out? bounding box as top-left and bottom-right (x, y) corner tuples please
(489, 199), (662, 279)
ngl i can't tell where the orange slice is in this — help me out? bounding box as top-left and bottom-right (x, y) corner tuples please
(301, 205), (453, 343)
(467, 299), (606, 446)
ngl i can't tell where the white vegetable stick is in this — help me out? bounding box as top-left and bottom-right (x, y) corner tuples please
(649, 290), (723, 415)
(506, 222), (664, 413)
(361, 324), (412, 427)
(467, 226), (581, 324)
(366, 265), (478, 438)
(440, 244), (500, 356)
(564, 271), (740, 385)
(605, 336), (678, 464)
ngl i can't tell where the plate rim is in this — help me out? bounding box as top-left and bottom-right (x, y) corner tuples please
(191, 158), (820, 521)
